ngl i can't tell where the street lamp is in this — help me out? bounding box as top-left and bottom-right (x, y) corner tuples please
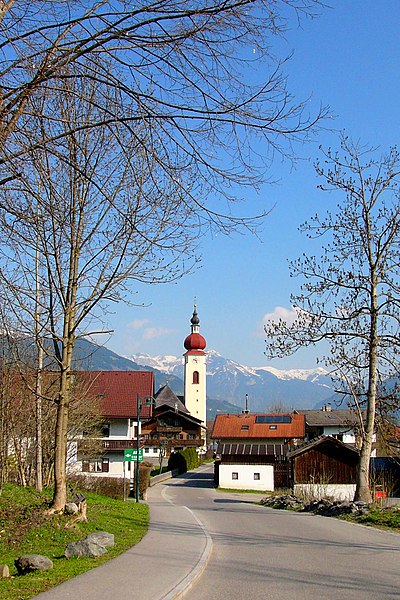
(135, 394), (155, 502)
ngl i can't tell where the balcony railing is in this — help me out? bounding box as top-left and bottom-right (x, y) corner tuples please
(155, 426), (182, 433)
(78, 439), (136, 452)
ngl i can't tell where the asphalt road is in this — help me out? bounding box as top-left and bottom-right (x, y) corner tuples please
(164, 465), (400, 600)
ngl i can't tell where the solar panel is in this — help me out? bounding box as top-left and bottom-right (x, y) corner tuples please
(255, 415), (292, 424)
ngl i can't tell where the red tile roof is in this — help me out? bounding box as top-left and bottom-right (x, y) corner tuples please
(211, 413), (305, 440)
(75, 371), (154, 419)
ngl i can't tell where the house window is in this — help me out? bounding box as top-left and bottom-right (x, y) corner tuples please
(232, 472), (238, 480)
(82, 458), (109, 473)
(241, 425), (249, 430)
(102, 423), (110, 437)
(254, 473), (260, 480)
(187, 433), (196, 440)
(153, 448), (158, 453)
(193, 371), (199, 384)
(144, 448), (149, 453)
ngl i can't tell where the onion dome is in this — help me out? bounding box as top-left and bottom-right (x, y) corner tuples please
(184, 332), (207, 351)
(184, 304), (206, 351)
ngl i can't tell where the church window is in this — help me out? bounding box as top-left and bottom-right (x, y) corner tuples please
(192, 371), (199, 384)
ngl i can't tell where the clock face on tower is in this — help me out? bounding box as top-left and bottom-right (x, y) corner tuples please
(193, 357), (198, 363)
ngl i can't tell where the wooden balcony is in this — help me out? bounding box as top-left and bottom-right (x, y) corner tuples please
(78, 439), (136, 452)
(168, 439), (203, 448)
(155, 426), (182, 433)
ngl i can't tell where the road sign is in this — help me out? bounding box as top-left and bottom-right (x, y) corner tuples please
(124, 448), (143, 462)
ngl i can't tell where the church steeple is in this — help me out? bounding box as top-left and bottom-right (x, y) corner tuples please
(183, 304), (207, 446)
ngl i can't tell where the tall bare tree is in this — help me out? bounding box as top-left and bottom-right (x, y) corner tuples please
(264, 137), (400, 503)
(1, 1), (325, 190)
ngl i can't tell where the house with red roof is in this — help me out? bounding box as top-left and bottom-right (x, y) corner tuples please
(211, 412), (305, 491)
(74, 370), (155, 477)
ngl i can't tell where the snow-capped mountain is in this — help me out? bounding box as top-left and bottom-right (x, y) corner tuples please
(131, 350), (334, 412)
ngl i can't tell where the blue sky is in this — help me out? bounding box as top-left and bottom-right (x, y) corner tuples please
(103, 1), (400, 369)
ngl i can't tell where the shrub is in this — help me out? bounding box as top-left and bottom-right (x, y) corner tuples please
(167, 448), (199, 474)
(168, 451), (187, 474)
(68, 475), (124, 499)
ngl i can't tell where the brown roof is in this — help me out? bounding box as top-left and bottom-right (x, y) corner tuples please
(287, 435), (359, 459)
(295, 409), (365, 428)
(211, 413), (305, 440)
(75, 371), (154, 419)
(154, 384), (189, 413)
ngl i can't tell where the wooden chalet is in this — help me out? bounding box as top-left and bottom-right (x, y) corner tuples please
(141, 384), (204, 457)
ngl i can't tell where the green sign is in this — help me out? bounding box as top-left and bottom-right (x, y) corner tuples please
(124, 449), (143, 462)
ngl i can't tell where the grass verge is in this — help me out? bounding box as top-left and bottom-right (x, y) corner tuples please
(341, 506), (400, 531)
(0, 483), (149, 600)
(216, 487), (266, 494)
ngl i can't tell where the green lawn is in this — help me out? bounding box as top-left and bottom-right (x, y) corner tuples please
(0, 484), (149, 600)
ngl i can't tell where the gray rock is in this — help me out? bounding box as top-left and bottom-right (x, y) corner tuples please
(86, 532), (114, 548)
(64, 502), (79, 515)
(15, 554), (53, 575)
(0, 564), (10, 578)
(65, 539), (107, 558)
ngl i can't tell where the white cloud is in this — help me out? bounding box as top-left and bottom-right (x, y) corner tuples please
(142, 326), (174, 340)
(127, 319), (149, 330)
(262, 306), (299, 327)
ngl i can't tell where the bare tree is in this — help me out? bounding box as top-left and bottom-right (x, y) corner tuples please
(1, 1), (325, 190)
(264, 136), (400, 503)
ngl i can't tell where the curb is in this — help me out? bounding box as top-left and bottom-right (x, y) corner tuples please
(162, 506), (213, 600)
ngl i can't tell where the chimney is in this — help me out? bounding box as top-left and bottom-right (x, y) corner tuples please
(242, 393), (250, 414)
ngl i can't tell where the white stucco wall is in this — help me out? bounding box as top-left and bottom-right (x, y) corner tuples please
(294, 483), (356, 502)
(219, 464), (274, 491)
(109, 418), (130, 438)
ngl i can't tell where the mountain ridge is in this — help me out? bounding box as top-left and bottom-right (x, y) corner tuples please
(131, 350), (334, 413)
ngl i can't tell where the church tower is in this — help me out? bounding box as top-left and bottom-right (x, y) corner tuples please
(183, 305), (207, 434)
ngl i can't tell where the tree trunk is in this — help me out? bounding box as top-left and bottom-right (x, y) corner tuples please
(354, 273), (378, 503)
(51, 336), (74, 511)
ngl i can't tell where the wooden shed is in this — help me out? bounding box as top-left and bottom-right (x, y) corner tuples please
(288, 435), (359, 501)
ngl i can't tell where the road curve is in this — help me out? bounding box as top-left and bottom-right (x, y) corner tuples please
(164, 464), (400, 600)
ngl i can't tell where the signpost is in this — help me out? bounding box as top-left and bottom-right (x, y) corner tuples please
(124, 449), (143, 462)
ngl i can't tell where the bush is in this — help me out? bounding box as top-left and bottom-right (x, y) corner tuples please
(168, 451), (187, 474)
(167, 448), (199, 474)
(68, 475), (124, 500)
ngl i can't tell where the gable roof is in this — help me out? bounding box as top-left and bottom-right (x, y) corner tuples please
(143, 408), (203, 431)
(211, 413), (305, 440)
(295, 409), (364, 428)
(287, 435), (359, 459)
(75, 371), (154, 419)
(154, 384), (189, 414)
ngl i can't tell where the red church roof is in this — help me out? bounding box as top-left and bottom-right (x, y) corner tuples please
(184, 332), (206, 351)
(75, 371), (154, 419)
(212, 413), (305, 440)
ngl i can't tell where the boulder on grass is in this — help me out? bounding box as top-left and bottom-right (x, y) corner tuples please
(0, 564), (10, 578)
(64, 502), (79, 515)
(86, 532), (114, 548)
(65, 539), (107, 559)
(15, 554), (53, 575)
